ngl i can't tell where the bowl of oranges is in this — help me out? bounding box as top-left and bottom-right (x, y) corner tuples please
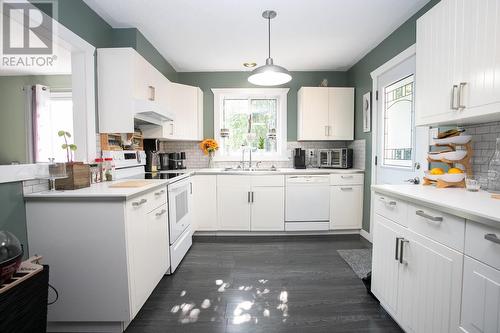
(425, 167), (465, 182)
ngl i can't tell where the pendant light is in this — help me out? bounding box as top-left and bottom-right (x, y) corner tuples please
(248, 10), (292, 86)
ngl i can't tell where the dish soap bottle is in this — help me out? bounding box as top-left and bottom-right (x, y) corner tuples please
(488, 138), (500, 193)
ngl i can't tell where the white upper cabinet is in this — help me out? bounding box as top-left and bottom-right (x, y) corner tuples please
(416, 0), (500, 126)
(166, 82), (204, 141)
(297, 87), (354, 141)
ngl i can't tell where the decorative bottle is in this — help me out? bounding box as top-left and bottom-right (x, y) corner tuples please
(487, 138), (500, 193)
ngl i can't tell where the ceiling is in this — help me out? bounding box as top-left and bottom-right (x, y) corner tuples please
(83, 0), (430, 72)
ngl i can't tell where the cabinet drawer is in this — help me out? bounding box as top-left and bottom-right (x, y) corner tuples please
(407, 204), (465, 251)
(129, 187), (167, 213)
(330, 173), (364, 185)
(465, 221), (500, 270)
(252, 175), (284, 187)
(373, 193), (408, 227)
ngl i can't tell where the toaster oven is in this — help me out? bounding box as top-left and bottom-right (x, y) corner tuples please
(318, 148), (353, 169)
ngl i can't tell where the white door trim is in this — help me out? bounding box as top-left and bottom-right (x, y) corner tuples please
(367, 44), (416, 241)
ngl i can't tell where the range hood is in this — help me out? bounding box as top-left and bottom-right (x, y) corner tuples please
(133, 99), (175, 126)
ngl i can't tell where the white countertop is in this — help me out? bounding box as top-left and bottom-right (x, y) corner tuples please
(372, 184), (500, 227)
(24, 168), (364, 200)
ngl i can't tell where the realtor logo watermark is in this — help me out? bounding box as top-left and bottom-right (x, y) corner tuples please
(1, 0), (57, 68)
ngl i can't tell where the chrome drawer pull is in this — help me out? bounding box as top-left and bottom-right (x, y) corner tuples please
(341, 187), (353, 191)
(416, 210), (443, 222)
(154, 190), (165, 196)
(379, 197), (397, 206)
(485, 233), (500, 245)
(132, 198), (147, 207)
(155, 209), (167, 217)
(341, 175), (354, 179)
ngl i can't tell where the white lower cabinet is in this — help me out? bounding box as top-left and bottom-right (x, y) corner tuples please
(251, 186), (285, 231)
(330, 185), (363, 230)
(192, 175), (217, 231)
(372, 193), (464, 333)
(461, 256), (500, 333)
(216, 175), (284, 232)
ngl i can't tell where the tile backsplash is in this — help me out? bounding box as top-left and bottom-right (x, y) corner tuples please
(159, 140), (365, 170)
(462, 121), (500, 186)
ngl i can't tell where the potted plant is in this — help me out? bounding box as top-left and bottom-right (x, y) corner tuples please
(54, 130), (91, 190)
(258, 136), (265, 153)
(199, 139), (219, 168)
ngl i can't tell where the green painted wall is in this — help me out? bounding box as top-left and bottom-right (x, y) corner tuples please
(346, 0), (440, 232)
(0, 75), (72, 165)
(0, 182), (29, 258)
(177, 71), (348, 140)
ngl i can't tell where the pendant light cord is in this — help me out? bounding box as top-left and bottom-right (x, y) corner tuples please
(268, 16), (271, 59)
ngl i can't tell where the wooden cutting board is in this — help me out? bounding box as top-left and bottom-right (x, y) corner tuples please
(108, 180), (150, 188)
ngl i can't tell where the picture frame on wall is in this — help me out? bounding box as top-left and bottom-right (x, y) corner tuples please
(363, 91), (371, 133)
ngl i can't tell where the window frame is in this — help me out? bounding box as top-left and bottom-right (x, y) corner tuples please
(212, 88), (289, 161)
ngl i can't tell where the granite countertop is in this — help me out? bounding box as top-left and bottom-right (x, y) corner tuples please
(24, 168), (364, 200)
(372, 184), (500, 227)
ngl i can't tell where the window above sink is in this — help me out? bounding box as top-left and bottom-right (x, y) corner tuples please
(212, 88), (289, 161)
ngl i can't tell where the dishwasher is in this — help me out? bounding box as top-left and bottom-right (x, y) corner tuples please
(285, 175), (330, 231)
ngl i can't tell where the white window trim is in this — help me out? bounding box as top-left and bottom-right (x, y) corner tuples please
(212, 88), (289, 162)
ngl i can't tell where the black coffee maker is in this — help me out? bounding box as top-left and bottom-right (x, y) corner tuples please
(144, 139), (160, 172)
(293, 148), (306, 169)
(168, 152), (186, 170)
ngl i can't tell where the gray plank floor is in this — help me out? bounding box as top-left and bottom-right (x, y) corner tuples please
(125, 235), (402, 333)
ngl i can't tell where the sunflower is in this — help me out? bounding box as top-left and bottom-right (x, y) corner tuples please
(199, 139), (219, 155)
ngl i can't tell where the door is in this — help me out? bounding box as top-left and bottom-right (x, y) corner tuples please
(397, 228), (463, 333)
(328, 87), (354, 140)
(148, 204), (169, 278)
(375, 53), (429, 185)
(167, 82), (200, 140)
(217, 175), (251, 230)
(192, 175), (217, 231)
(461, 256), (500, 333)
(330, 185), (363, 230)
(298, 87), (329, 140)
(371, 214), (405, 316)
(251, 186), (284, 231)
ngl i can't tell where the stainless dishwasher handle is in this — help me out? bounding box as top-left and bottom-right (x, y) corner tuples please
(485, 233), (500, 245)
(132, 198), (147, 207)
(416, 210), (443, 222)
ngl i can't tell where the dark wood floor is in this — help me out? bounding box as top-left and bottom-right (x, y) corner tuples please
(125, 235), (402, 333)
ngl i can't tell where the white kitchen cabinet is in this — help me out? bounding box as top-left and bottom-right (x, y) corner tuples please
(251, 186), (285, 231)
(416, 0), (500, 126)
(97, 48), (172, 133)
(397, 228), (463, 333)
(297, 87), (354, 141)
(330, 185), (363, 230)
(166, 82), (204, 141)
(217, 175), (252, 231)
(461, 256), (500, 333)
(371, 214), (405, 316)
(192, 175), (218, 231)
(216, 175), (285, 232)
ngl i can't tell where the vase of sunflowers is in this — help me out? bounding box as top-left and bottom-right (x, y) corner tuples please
(199, 139), (219, 168)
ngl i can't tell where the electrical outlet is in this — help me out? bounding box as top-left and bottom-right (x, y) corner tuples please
(306, 149), (316, 158)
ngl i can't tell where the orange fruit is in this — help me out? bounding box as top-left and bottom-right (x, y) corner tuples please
(448, 167), (464, 174)
(430, 167), (445, 175)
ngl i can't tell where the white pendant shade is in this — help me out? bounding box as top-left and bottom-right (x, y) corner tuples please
(248, 10), (292, 86)
(248, 58), (292, 86)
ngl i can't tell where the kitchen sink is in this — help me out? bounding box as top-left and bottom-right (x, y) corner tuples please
(223, 167), (278, 172)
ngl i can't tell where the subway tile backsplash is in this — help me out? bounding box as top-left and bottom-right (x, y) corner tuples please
(159, 140), (365, 169)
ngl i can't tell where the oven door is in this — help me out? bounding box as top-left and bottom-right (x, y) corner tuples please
(168, 178), (191, 245)
(318, 150), (331, 167)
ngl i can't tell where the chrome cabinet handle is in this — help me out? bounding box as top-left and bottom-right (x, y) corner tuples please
(485, 233), (500, 245)
(328, 125), (331, 136)
(247, 191), (251, 203)
(395, 237), (402, 261)
(379, 197), (397, 206)
(325, 125), (329, 137)
(155, 209), (167, 217)
(170, 123), (174, 136)
(132, 198), (147, 207)
(251, 191), (254, 203)
(154, 189), (165, 196)
(400, 239), (409, 264)
(341, 175), (353, 179)
(416, 210), (443, 222)
(451, 85), (459, 110)
(458, 82), (467, 109)
(341, 187), (353, 191)
(148, 85), (155, 101)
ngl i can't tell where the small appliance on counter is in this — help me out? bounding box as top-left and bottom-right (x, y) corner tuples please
(318, 148), (353, 169)
(168, 152), (186, 170)
(293, 148), (306, 169)
(144, 139), (161, 172)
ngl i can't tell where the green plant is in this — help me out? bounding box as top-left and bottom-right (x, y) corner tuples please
(58, 130), (77, 163)
(258, 136), (265, 150)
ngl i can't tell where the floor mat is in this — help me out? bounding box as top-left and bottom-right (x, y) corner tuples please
(337, 248), (372, 279)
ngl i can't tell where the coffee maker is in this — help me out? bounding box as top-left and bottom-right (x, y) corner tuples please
(293, 148), (306, 169)
(167, 152), (187, 170)
(144, 139), (161, 172)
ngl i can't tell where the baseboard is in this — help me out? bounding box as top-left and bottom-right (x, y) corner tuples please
(360, 229), (372, 243)
(194, 230), (361, 237)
